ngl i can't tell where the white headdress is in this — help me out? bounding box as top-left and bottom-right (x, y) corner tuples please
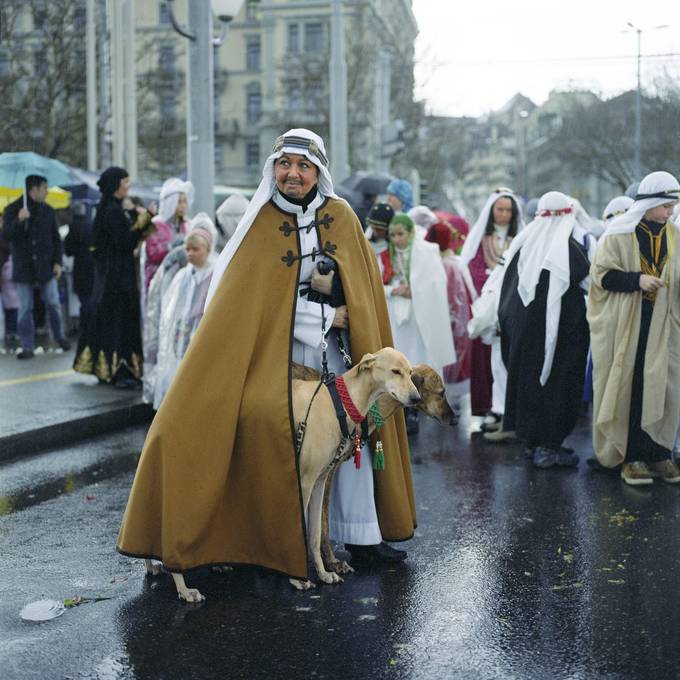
(604, 171), (680, 238)
(569, 196), (602, 238)
(216, 192), (250, 240)
(155, 177), (195, 224)
(408, 205), (438, 229)
(186, 212), (217, 256)
(460, 188), (524, 265)
(499, 191), (579, 386)
(602, 196), (634, 225)
(205, 128), (339, 308)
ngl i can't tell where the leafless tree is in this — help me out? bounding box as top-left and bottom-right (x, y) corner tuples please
(0, 0), (87, 166)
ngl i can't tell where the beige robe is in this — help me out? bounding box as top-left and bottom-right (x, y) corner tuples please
(588, 225), (680, 467)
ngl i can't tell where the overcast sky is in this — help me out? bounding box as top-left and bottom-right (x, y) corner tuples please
(412, 0), (680, 117)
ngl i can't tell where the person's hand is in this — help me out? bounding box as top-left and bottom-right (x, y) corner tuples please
(332, 305), (348, 329)
(18, 207), (30, 221)
(640, 274), (663, 292)
(392, 283), (411, 298)
(53, 263), (62, 279)
(311, 267), (334, 296)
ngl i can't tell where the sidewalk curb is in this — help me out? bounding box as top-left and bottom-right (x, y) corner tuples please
(0, 402), (154, 464)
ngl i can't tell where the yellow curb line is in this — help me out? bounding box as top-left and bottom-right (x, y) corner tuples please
(0, 369), (75, 388)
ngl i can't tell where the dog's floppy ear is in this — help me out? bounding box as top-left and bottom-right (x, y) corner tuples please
(358, 353), (377, 371)
(411, 373), (424, 390)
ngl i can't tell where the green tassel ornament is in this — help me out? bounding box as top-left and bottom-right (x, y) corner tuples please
(369, 403), (386, 470)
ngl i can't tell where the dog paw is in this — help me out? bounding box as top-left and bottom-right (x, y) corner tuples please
(289, 578), (316, 591)
(328, 560), (354, 575)
(144, 560), (163, 577)
(318, 570), (343, 585)
(177, 588), (205, 603)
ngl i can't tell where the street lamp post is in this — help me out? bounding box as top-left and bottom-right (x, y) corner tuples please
(329, 0), (350, 182)
(86, 0), (97, 171)
(626, 22), (668, 181)
(166, 0), (243, 215)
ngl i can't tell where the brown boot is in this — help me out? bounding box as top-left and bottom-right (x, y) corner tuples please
(620, 461), (654, 486)
(649, 460), (680, 484)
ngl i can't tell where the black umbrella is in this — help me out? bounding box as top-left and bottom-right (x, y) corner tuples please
(339, 171), (394, 197)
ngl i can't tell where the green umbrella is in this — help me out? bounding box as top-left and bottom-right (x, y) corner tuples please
(0, 151), (74, 189)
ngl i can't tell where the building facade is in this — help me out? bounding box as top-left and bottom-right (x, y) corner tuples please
(134, 0), (418, 188)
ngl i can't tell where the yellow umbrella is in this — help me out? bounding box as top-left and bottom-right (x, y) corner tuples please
(0, 186), (71, 213)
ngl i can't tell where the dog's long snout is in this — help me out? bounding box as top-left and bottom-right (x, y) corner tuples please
(409, 390), (421, 405)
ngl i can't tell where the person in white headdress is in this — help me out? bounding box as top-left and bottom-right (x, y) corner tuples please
(498, 191), (591, 468)
(602, 195), (634, 228)
(143, 178), (194, 292)
(152, 213), (217, 409)
(215, 192), (249, 251)
(118, 129), (416, 586)
(461, 188), (524, 430)
(589, 171), (680, 486)
(378, 212), (456, 433)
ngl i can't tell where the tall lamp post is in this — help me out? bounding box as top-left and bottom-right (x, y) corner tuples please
(626, 22), (668, 181)
(166, 0), (244, 215)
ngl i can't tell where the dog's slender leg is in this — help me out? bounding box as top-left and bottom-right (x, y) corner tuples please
(170, 572), (205, 603)
(144, 559), (163, 576)
(309, 472), (342, 585)
(321, 458), (355, 575)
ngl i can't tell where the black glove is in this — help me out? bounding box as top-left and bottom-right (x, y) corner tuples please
(300, 260), (346, 307)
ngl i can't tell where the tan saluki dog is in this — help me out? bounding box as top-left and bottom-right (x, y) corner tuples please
(288, 347), (422, 590)
(292, 361), (457, 576)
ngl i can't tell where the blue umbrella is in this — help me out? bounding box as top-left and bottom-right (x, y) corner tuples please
(0, 151), (74, 189)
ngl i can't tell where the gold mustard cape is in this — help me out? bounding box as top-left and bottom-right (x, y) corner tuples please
(117, 198), (416, 578)
(588, 225), (680, 467)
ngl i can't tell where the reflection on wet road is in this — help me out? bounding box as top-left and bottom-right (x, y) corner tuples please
(1, 415), (679, 679)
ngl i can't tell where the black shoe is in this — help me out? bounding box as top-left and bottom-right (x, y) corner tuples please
(345, 541), (407, 563)
(114, 376), (140, 389)
(405, 408), (419, 435)
(17, 349), (35, 359)
(480, 411), (502, 433)
(58, 338), (71, 351)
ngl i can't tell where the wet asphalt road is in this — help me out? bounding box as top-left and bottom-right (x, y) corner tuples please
(2, 409), (680, 680)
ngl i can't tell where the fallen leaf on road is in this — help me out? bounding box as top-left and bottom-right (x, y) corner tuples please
(551, 582), (583, 592)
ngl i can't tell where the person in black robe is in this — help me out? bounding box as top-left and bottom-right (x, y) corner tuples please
(73, 167), (154, 388)
(498, 192), (591, 468)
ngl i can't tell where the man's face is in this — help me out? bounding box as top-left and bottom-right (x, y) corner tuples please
(645, 202), (677, 224)
(30, 182), (48, 203)
(274, 153), (318, 198)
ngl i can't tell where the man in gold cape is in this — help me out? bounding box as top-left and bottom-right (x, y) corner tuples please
(117, 129), (416, 579)
(588, 171), (680, 484)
